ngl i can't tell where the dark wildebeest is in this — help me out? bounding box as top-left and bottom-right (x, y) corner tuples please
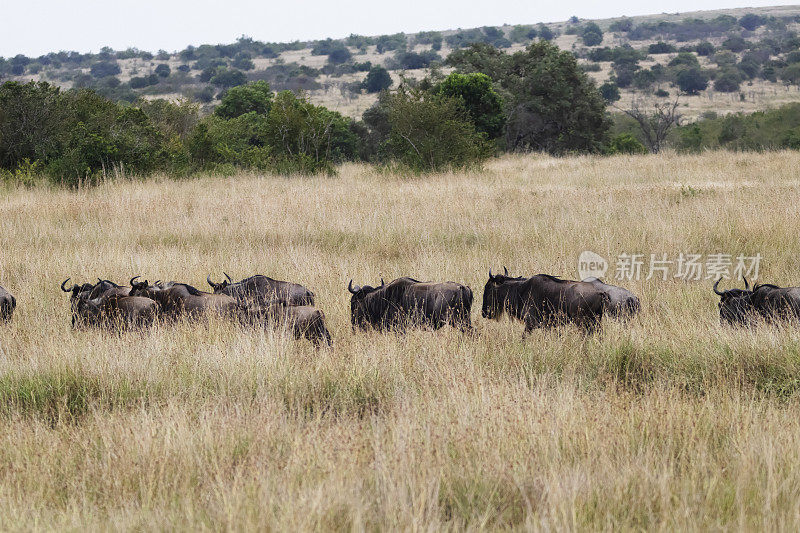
(242, 301), (332, 346)
(129, 277), (240, 319)
(73, 293), (158, 329)
(713, 277), (755, 326)
(750, 282), (800, 323)
(207, 273), (314, 307)
(62, 278), (156, 329)
(482, 268), (608, 334)
(582, 276), (640, 319)
(0, 284), (15, 322)
(348, 277), (473, 332)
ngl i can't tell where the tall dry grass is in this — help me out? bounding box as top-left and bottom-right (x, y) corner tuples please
(1, 151), (800, 529)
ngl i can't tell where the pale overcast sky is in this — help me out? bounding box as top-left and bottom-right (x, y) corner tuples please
(0, 0), (794, 57)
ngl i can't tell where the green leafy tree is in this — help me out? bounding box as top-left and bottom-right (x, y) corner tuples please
(362, 66), (392, 93)
(581, 23), (604, 46)
(433, 72), (504, 139)
(676, 68), (709, 94)
(214, 81), (273, 119)
(381, 87), (492, 172)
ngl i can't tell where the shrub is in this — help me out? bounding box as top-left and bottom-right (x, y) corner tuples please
(722, 36), (748, 53)
(608, 133), (647, 154)
(264, 90), (358, 173)
(232, 53), (255, 71)
(649, 42), (677, 54)
(214, 81), (273, 119)
(433, 72), (504, 139)
(740, 13), (766, 31)
(696, 42), (716, 56)
(210, 69), (247, 88)
(381, 87), (492, 172)
(392, 50), (440, 70)
(90, 61), (121, 78)
(362, 66), (392, 93)
(676, 68), (709, 94)
(327, 45), (352, 65)
(581, 23), (604, 46)
(599, 82), (620, 102)
(154, 64), (171, 78)
(714, 70), (741, 92)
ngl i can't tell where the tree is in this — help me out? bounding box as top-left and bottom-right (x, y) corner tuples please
(676, 68), (708, 94)
(90, 61), (121, 78)
(537, 24), (554, 41)
(696, 42), (715, 56)
(210, 69), (247, 88)
(362, 66), (392, 93)
(616, 98), (682, 153)
(649, 42), (676, 54)
(599, 82), (620, 102)
(502, 42), (609, 153)
(380, 87), (492, 172)
(327, 45), (352, 65)
(722, 36), (748, 53)
(581, 23), (604, 47)
(154, 64), (171, 78)
(214, 81), (273, 119)
(739, 13), (765, 31)
(433, 72), (505, 139)
(714, 70), (741, 92)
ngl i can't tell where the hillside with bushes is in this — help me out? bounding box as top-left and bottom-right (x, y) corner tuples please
(6, 5), (800, 184)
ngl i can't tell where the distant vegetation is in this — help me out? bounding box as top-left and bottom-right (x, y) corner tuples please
(5, 7), (800, 184)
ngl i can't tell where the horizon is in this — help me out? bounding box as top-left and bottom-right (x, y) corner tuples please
(1, 0), (794, 58)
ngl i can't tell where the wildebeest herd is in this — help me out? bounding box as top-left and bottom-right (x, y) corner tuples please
(0, 269), (796, 344)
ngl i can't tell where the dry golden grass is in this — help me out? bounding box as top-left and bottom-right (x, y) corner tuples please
(3, 151), (800, 528)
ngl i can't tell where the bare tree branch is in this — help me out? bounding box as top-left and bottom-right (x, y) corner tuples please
(614, 97), (682, 154)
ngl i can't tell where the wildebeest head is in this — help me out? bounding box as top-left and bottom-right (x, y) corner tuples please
(128, 276), (160, 297)
(61, 278), (95, 300)
(207, 273), (230, 292)
(348, 278), (385, 329)
(713, 277), (754, 325)
(482, 266), (518, 319)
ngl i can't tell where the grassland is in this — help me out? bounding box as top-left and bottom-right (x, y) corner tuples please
(2, 151), (800, 528)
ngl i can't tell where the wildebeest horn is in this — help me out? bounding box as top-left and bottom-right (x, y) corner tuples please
(130, 276), (144, 288)
(348, 279), (360, 294)
(380, 278), (385, 287)
(503, 266), (509, 276)
(61, 278), (72, 292)
(224, 272), (233, 283)
(713, 277), (724, 296)
(743, 276), (750, 290)
(207, 275), (218, 288)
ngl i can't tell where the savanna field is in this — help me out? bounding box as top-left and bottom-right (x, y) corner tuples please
(3, 151), (800, 529)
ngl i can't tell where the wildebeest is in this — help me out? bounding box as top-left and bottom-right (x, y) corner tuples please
(751, 282), (800, 322)
(713, 277), (755, 326)
(61, 277), (156, 329)
(0, 284), (15, 322)
(482, 268), (608, 334)
(242, 301), (332, 346)
(207, 273), (314, 306)
(129, 277), (240, 318)
(73, 293), (158, 329)
(348, 277), (473, 332)
(582, 276), (640, 319)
